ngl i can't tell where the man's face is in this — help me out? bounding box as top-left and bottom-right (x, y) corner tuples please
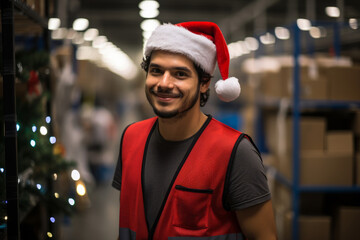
(145, 50), (206, 119)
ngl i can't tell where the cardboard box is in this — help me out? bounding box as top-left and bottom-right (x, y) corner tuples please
(265, 116), (326, 155)
(260, 66), (329, 100)
(277, 151), (353, 186)
(284, 66), (328, 100)
(260, 70), (287, 98)
(325, 66), (360, 101)
(300, 151), (353, 186)
(299, 118), (326, 151)
(299, 216), (331, 240)
(283, 214), (331, 240)
(326, 131), (354, 154)
(334, 206), (360, 240)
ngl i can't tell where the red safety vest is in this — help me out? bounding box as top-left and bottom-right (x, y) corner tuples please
(119, 116), (246, 240)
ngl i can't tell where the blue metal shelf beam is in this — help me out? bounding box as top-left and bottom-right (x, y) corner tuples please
(273, 170), (360, 193)
(258, 98), (360, 110)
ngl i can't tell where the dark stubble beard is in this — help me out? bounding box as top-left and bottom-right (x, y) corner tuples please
(145, 83), (200, 119)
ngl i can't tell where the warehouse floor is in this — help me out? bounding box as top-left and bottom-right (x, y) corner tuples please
(60, 181), (119, 240)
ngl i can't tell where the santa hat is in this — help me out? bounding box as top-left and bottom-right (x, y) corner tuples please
(144, 21), (241, 102)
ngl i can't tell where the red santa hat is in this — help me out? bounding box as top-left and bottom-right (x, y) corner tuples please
(144, 21), (241, 102)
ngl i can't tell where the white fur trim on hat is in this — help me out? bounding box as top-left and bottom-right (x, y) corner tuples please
(215, 77), (241, 102)
(144, 24), (217, 74)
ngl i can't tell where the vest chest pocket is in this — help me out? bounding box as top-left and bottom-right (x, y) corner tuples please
(172, 185), (213, 230)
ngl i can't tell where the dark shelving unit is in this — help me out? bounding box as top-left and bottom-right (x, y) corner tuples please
(1, 1), (48, 239)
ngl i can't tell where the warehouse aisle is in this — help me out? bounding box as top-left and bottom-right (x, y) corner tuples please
(61, 181), (119, 240)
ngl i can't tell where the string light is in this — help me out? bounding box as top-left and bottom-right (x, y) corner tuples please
(50, 217), (56, 223)
(47, 232), (53, 238)
(36, 184), (42, 190)
(46, 116), (51, 124)
(54, 192), (59, 198)
(53, 173), (58, 181)
(32, 125), (37, 132)
(30, 139), (36, 147)
(40, 126), (48, 135)
(71, 169), (81, 181)
(50, 136), (57, 144)
(4, 216), (8, 221)
(68, 198), (75, 206)
(76, 183), (86, 196)
(0, 168), (4, 173)
(16, 123), (20, 131)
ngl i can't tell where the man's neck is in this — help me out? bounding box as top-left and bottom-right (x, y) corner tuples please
(158, 110), (208, 141)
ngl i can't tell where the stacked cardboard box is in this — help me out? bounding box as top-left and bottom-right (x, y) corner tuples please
(282, 213), (331, 240)
(334, 207), (360, 240)
(259, 65), (360, 101)
(266, 116), (355, 186)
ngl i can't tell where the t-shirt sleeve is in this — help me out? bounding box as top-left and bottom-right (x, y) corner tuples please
(112, 151), (122, 190)
(226, 137), (271, 210)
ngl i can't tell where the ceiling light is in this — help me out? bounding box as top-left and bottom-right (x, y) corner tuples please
(92, 36), (108, 48)
(244, 37), (259, 51)
(140, 9), (159, 18)
(309, 26), (327, 38)
(66, 29), (77, 39)
(72, 32), (84, 45)
(260, 32), (275, 45)
(73, 18), (89, 31)
(76, 46), (98, 61)
(325, 6), (340, 18)
(275, 27), (290, 40)
(309, 27), (321, 38)
(48, 18), (61, 30)
(297, 18), (311, 31)
(349, 18), (358, 29)
(228, 41), (250, 59)
(51, 28), (67, 39)
(142, 30), (153, 40)
(84, 28), (99, 41)
(139, 0), (160, 10)
(141, 19), (161, 32)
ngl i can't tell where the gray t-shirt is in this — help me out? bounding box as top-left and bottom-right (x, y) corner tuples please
(112, 120), (270, 229)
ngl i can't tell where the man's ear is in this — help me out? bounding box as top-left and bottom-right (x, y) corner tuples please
(200, 79), (211, 93)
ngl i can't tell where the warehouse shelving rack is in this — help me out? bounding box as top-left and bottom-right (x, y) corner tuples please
(255, 21), (360, 240)
(1, 0), (49, 239)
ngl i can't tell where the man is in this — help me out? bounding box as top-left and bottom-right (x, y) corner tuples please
(112, 22), (277, 240)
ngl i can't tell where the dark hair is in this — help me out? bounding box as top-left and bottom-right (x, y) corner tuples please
(141, 54), (211, 107)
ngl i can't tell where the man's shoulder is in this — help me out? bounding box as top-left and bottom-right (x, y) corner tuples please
(210, 117), (243, 135)
(127, 117), (158, 130)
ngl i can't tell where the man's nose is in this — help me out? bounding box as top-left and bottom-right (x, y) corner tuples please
(158, 71), (174, 89)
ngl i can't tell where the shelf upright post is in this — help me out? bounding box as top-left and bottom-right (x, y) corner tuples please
(333, 22), (341, 58)
(1, 0), (20, 239)
(291, 22), (301, 240)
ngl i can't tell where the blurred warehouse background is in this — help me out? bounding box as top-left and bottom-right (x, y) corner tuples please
(1, 0), (360, 239)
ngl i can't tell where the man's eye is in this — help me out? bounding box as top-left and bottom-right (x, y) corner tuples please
(176, 71), (188, 78)
(150, 68), (162, 74)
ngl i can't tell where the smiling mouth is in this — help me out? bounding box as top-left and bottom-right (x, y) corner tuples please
(151, 89), (181, 99)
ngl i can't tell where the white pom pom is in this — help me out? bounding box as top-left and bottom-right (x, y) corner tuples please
(215, 77), (241, 102)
